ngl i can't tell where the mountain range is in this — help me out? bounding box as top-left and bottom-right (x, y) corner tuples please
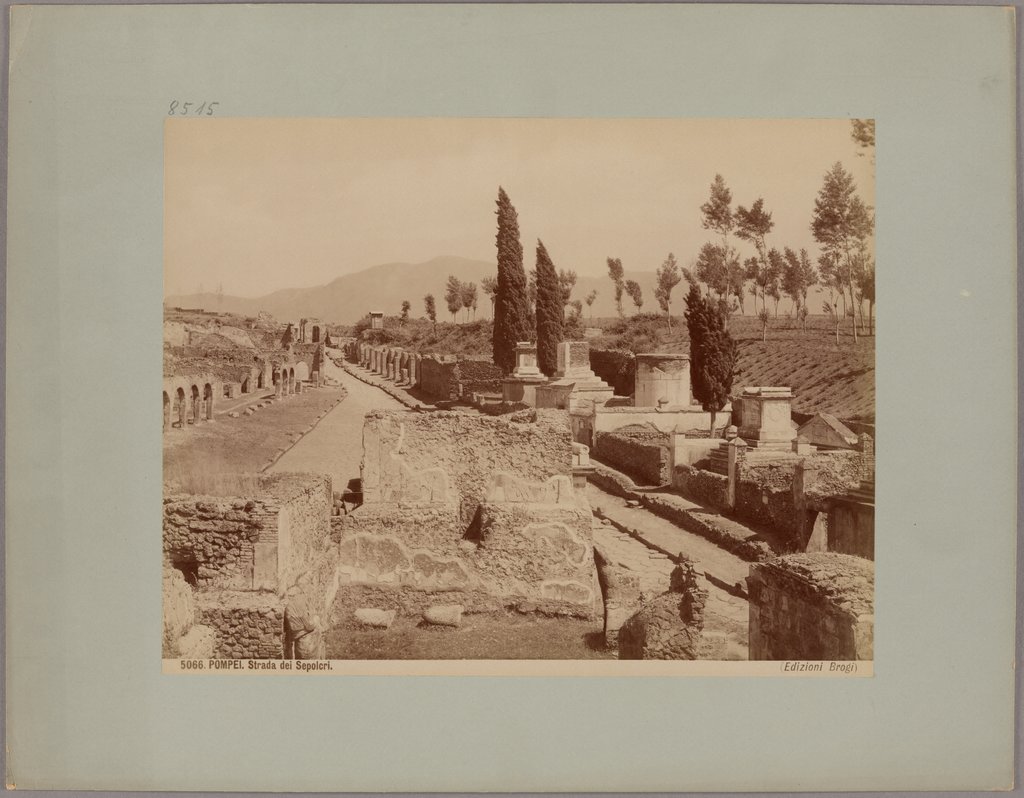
(165, 254), (817, 325)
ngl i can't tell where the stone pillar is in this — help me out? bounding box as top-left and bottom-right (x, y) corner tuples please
(410, 354), (419, 387)
(726, 437), (747, 510)
(634, 353), (691, 407)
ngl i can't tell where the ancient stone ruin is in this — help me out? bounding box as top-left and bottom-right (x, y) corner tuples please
(332, 409), (601, 619)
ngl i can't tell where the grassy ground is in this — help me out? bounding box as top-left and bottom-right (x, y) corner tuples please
(163, 386), (345, 492)
(326, 611), (614, 660)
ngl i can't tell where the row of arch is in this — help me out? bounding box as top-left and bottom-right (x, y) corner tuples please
(163, 382), (214, 432)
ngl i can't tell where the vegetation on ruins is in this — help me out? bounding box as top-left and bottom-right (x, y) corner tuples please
(535, 240), (563, 377)
(424, 293), (437, 331)
(492, 187), (532, 374)
(654, 252), (682, 330)
(624, 279), (644, 314)
(810, 162), (873, 344)
(400, 300), (411, 325)
(607, 257), (625, 316)
(585, 289), (598, 319)
(684, 283), (738, 435)
(280, 323), (294, 347)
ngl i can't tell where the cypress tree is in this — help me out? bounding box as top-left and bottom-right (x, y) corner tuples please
(492, 187), (532, 374)
(535, 239), (563, 377)
(685, 283), (737, 435)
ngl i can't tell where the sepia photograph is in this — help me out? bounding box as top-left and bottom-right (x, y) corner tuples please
(162, 117), (875, 669)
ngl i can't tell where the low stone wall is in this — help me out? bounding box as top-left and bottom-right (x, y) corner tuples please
(673, 464), (729, 509)
(747, 553), (873, 661)
(589, 348), (635, 396)
(197, 591), (286, 659)
(417, 356), (459, 400)
(594, 426), (670, 486)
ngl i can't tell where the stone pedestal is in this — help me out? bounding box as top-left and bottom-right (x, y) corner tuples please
(732, 386), (796, 450)
(502, 342), (548, 406)
(635, 353), (691, 408)
(369, 311), (384, 330)
(544, 341), (614, 411)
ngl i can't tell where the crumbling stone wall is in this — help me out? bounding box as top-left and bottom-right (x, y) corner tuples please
(417, 356), (460, 399)
(673, 464), (729, 508)
(455, 358), (504, 393)
(361, 409), (574, 524)
(589, 348), (635, 396)
(163, 496), (269, 589)
(163, 473), (334, 659)
(594, 425), (670, 486)
(618, 561), (724, 659)
(747, 553), (874, 660)
(197, 591), (286, 659)
(332, 409), (599, 618)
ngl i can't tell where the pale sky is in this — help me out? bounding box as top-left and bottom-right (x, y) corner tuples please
(164, 118), (874, 298)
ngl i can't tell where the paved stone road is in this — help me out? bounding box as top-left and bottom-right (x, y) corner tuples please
(588, 482), (750, 653)
(267, 367), (406, 491)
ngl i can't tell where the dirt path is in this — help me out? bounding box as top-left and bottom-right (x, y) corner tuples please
(267, 368), (406, 492)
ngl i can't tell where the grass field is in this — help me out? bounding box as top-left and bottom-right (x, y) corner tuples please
(163, 386), (346, 492)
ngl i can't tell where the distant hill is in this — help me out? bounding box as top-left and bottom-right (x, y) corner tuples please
(166, 255), (665, 325)
(165, 253), (832, 325)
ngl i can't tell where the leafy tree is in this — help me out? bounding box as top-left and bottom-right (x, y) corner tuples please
(400, 300), (411, 325)
(811, 162), (873, 343)
(492, 187), (532, 374)
(535, 240), (564, 377)
(481, 276), (498, 317)
(460, 281), (478, 321)
(854, 254), (875, 335)
(624, 279), (643, 313)
(823, 300), (841, 345)
(281, 323), (294, 347)
(584, 289), (598, 319)
(654, 252), (682, 329)
(700, 174), (746, 313)
(424, 293), (437, 331)
(734, 197), (775, 315)
(569, 298), (583, 321)
(685, 283), (738, 436)
(558, 269), (577, 312)
(607, 257), (625, 317)
(851, 119), (875, 164)
(445, 275), (463, 322)
(782, 247), (818, 328)
(766, 248), (784, 318)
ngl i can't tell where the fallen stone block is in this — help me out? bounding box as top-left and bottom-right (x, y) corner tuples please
(423, 604), (463, 627)
(625, 499), (641, 508)
(244, 408), (255, 415)
(228, 411), (240, 418)
(354, 608), (396, 629)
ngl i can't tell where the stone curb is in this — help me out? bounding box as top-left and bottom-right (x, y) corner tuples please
(339, 361), (436, 412)
(589, 459), (778, 564)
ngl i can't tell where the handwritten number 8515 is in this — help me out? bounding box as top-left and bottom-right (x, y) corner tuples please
(168, 101), (219, 116)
